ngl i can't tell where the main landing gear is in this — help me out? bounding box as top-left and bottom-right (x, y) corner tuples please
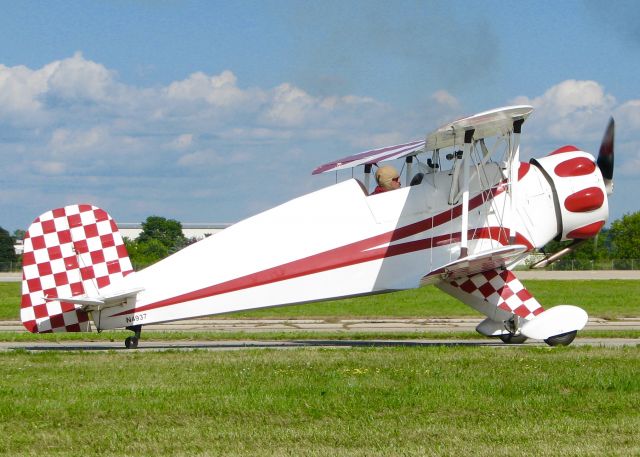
(499, 333), (528, 344)
(544, 330), (577, 347)
(499, 316), (528, 344)
(125, 325), (142, 349)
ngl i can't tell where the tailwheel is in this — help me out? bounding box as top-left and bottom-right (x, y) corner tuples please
(124, 336), (139, 349)
(499, 333), (528, 344)
(544, 330), (577, 347)
(124, 325), (142, 349)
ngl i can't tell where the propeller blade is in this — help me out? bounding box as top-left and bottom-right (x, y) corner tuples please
(596, 117), (614, 182)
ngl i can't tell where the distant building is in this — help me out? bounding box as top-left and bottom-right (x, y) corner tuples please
(118, 223), (232, 241)
(14, 239), (23, 255)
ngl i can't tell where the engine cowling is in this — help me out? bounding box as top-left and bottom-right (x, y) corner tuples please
(531, 145), (608, 241)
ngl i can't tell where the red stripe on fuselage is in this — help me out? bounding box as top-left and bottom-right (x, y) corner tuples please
(114, 183), (529, 317)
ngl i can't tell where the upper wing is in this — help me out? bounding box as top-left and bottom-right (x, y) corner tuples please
(426, 105), (533, 150)
(312, 140), (425, 175)
(311, 105), (533, 175)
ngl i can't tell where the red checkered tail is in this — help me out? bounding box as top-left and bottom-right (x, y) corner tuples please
(20, 205), (133, 333)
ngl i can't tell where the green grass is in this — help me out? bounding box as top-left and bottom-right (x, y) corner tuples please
(0, 283), (19, 320)
(0, 347), (638, 456)
(2, 280), (640, 321)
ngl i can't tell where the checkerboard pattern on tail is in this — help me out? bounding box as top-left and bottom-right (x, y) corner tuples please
(21, 204), (133, 333)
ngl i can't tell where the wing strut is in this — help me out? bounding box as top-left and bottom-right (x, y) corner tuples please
(460, 128), (475, 258)
(405, 156), (413, 184)
(508, 119), (524, 244)
(364, 163), (372, 191)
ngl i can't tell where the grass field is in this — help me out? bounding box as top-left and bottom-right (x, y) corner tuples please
(2, 280), (640, 321)
(0, 346), (638, 456)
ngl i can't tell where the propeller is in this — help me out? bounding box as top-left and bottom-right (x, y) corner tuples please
(597, 117), (615, 194)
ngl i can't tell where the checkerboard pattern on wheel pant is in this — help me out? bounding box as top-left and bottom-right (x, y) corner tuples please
(21, 204), (133, 333)
(449, 269), (544, 320)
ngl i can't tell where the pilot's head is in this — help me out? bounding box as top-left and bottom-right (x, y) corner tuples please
(375, 165), (401, 191)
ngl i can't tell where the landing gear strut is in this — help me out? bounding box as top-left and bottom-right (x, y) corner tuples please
(498, 316), (528, 344)
(499, 333), (528, 344)
(125, 325), (142, 349)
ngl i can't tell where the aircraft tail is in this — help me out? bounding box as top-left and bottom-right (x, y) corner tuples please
(21, 204), (133, 333)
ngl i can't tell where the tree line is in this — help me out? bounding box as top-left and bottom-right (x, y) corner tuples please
(543, 212), (640, 263)
(3, 212), (640, 268)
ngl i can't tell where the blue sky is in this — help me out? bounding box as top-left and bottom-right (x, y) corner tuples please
(1, 0), (639, 232)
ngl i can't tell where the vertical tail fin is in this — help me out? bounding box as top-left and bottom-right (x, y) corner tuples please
(21, 204), (133, 333)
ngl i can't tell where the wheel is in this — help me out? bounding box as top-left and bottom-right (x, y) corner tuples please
(545, 330), (577, 347)
(499, 333), (528, 344)
(124, 336), (139, 349)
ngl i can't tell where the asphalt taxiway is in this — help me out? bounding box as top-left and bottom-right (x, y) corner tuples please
(1, 317), (637, 351)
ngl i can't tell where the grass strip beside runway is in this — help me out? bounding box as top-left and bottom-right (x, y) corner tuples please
(0, 329), (639, 343)
(2, 280), (640, 320)
(0, 346), (638, 456)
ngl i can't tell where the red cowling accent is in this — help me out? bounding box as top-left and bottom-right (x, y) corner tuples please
(564, 187), (605, 212)
(566, 220), (605, 239)
(518, 162), (530, 181)
(549, 145), (579, 155)
(554, 157), (596, 177)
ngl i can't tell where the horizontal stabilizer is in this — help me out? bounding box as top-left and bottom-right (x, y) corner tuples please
(47, 287), (144, 311)
(520, 305), (588, 340)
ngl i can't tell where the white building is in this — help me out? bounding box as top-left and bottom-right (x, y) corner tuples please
(118, 223), (232, 241)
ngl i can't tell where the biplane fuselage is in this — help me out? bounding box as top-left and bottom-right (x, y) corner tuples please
(19, 105), (613, 347)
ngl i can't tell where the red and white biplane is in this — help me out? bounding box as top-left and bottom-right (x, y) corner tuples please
(20, 105), (614, 348)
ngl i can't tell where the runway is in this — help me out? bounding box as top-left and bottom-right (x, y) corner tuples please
(2, 316), (640, 333)
(2, 272), (638, 351)
(1, 317), (637, 351)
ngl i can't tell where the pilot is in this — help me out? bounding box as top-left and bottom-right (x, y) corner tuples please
(372, 165), (401, 194)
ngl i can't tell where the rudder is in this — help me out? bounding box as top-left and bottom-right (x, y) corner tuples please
(21, 204), (133, 333)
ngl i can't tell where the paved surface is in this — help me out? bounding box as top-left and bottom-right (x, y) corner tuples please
(2, 271), (638, 351)
(2, 317), (637, 351)
(2, 317), (640, 334)
(0, 273), (20, 282)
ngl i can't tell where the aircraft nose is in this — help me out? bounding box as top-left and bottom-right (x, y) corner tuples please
(532, 149), (609, 242)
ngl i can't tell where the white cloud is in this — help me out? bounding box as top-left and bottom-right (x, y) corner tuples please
(512, 80), (616, 141)
(432, 90), (460, 110)
(0, 63), (48, 122)
(616, 100), (640, 130)
(177, 149), (223, 167)
(171, 133), (194, 149)
(165, 70), (262, 110)
(45, 52), (118, 102)
(10, 55), (639, 231)
(34, 161), (66, 175)
(519, 80), (615, 117)
(49, 126), (108, 156)
(262, 83), (317, 126)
